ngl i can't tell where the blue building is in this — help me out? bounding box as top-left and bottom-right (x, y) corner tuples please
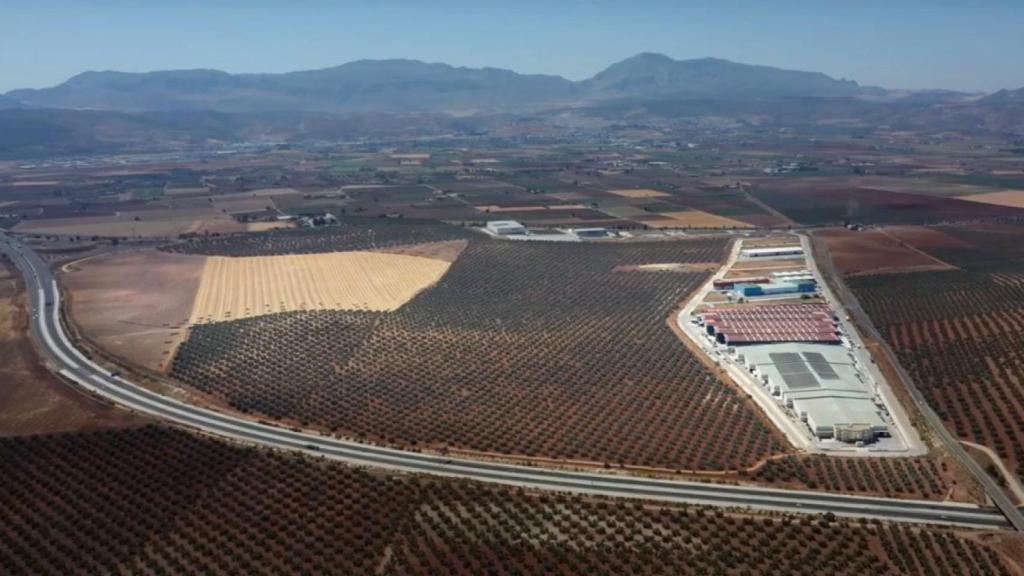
(734, 280), (815, 297)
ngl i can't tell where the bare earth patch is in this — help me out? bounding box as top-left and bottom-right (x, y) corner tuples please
(62, 250), (207, 372)
(246, 221), (295, 232)
(615, 262), (720, 273)
(189, 251), (453, 323)
(0, 262), (141, 435)
(884, 225), (975, 250)
(373, 239), (468, 263)
(817, 227), (957, 276)
(16, 208), (246, 238)
(731, 258), (805, 273)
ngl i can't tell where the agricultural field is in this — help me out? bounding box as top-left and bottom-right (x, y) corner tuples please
(817, 227), (958, 276)
(170, 236), (796, 471)
(752, 455), (952, 500)
(636, 209), (753, 229)
(61, 250), (206, 372)
(164, 217), (475, 257)
(14, 208), (248, 238)
(61, 223), (469, 371)
(749, 178), (1024, 226)
(608, 188), (671, 198)
(846, 221), (1024, 481)
(0, 425), (1017, 576)
(189, 250), (455, 323)
(960, 190), (1024, 209)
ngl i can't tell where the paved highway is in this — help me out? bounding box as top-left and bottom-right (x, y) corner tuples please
(808, 232), (1024, 533)
(0, 232), (1013, 531)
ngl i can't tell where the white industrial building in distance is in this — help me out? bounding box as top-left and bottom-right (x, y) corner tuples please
(733, 342), (888, 442)
(485, 220), (527, 235)
(740, 246), (804, 258)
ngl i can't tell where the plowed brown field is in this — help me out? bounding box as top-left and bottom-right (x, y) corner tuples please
(818, 227), (956, 276)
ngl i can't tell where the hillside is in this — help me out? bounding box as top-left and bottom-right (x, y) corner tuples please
(7, 54), (876, 114)
(582, 53), (866, 99)
(0, 94), (22, 109)
(6, 60), (577, 114)
(981, 87), (1024, 104)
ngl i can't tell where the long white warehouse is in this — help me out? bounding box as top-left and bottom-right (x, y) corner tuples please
(741, 246), (804, 258)
(734, 343), (888, 442)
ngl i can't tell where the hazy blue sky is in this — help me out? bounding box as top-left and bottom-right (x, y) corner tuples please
(2, 1), (1023, 93)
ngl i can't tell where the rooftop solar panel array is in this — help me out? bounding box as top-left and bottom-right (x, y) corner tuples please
(769, 352), (821, 390)
(803, 352), (840, 380)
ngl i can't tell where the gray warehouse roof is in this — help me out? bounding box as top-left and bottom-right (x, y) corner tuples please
(736, 342), (886, 433)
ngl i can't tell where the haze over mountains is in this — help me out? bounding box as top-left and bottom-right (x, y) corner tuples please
(5, 53), (897, 114)
(1, 53), (1022, 159)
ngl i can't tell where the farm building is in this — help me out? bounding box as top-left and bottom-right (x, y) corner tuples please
(713, 276), (770, 290)
(741, 246), (804, 258)
(735, 343), (888, 441)
(700, 303), (839, 345)
(732, 280), (816, 297)
(485, 220), (527, 236)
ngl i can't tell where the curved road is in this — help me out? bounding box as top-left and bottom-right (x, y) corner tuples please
(0, 232), (1012, 531)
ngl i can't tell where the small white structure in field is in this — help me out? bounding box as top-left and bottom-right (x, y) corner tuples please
(485, 220), (527, 236)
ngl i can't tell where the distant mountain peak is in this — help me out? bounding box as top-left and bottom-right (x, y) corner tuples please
(586, 53), (861, 99)
(982, 87), (1024, 104)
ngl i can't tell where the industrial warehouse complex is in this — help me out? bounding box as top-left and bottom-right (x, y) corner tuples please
(735, 344), (887, 442)
(682, 239), (906, 449)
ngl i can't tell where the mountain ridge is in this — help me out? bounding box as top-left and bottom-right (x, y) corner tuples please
(5, 54), (889, 114)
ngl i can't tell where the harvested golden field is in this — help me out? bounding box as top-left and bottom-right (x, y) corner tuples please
(643, 209), (753, 229)
(608, 188), (670, 198)
(189, 251), (452, 323)
(957, 189), (1024, 208)
(475, 204), (586, 213)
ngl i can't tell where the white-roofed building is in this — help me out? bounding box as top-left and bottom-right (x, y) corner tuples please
(485, 220), (527, 235)
(734, 342), (887, 441)
(740, 246), (803, 258)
